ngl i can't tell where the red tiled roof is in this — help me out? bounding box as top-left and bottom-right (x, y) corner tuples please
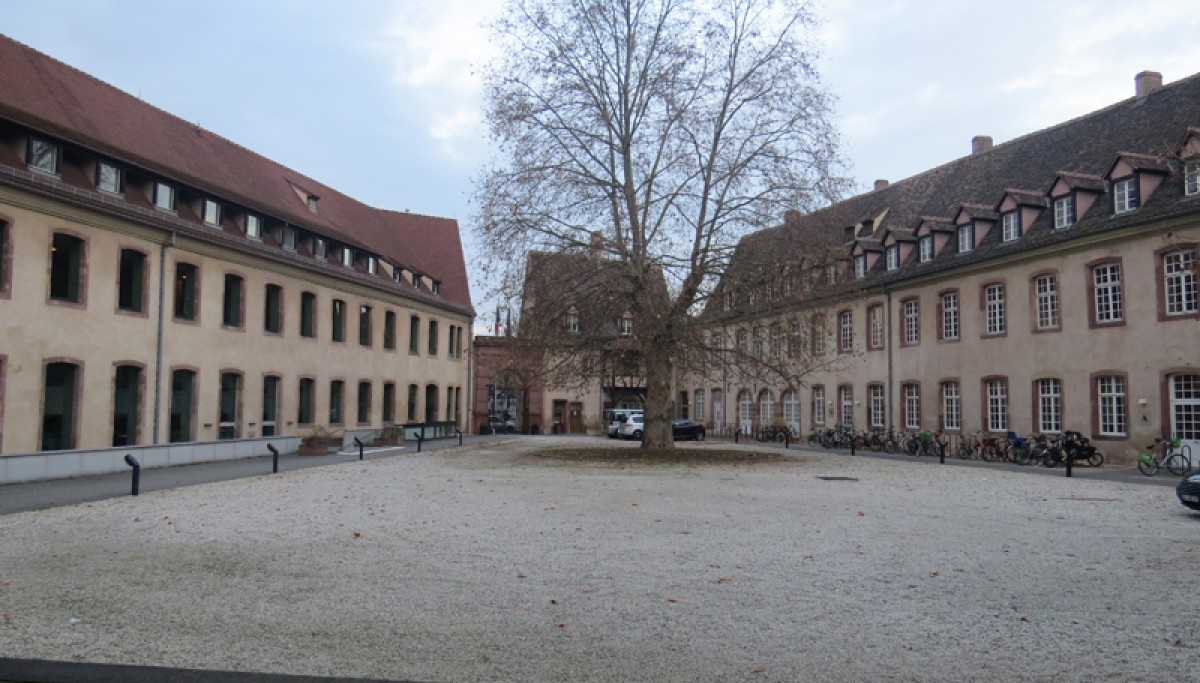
(0, 33), (472, 312)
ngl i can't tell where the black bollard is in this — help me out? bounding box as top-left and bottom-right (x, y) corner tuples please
(456, 429), (463, 447)
(939, 440), (945, 465)
(267, 443), (279, 474)
(784, 432), (790, 450)
(850, 433), (855, 456)
(416, 434), (423, 453)
(123, 454), (140, 496)
(1065, 449), (1074, 478)
(354, 437), (365, 461)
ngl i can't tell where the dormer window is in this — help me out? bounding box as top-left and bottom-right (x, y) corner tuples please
(1053, 196), (1075, 229)
(826, 264), (837, 284)
(619, 314), (633, 336)
(97, 162), (122, 194)
(431, 281), (441, 295)
(854, 254), (866, 279)
(306, 195), (319, 213)
(202, 199), (221, 226)
(412, 273), (422, 289)
(918, 235), (933, 263)
(957, 223), (975, 253)
(1000, 212), (1019, 242)
(885, 245), (900, 271)
(313, 237), (326, 260)
(366, 256), (377, 275)
(748, 291), (757, 307)
(722, 292), (732, 311)
(154, 182), (175, 211)
(245, 214), (262, 240)
(282, 226), (297, 251)
(566, 309), (580, 333)
(341, 246), (354, 267)
(393, 268), (404, 283)
(1185, 161), (1199, 197)
(1113, 177), (1138, 214)
(28, 137), (59, 175)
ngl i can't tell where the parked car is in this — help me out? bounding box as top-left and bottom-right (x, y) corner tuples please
(672, 419), (706, 441)
(487, 416), (516, 433)
(1177, 472), (1200, 511)
(607, 410), (642, 438)
(618, 413), (644, 440)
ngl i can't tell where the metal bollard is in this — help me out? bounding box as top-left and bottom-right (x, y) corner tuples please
(784, 432), (790, 450)
(267, 443), (279, 474)
(1065, 449), (1074, 478)
(939, 440), (945, 465)
(123, 454), (140, 496)
(735, 428), (741, 445)
(850, 434), (855, 456)
(354, 437), (365, 461)
(416, 434), (423, 453)
(456, 429), (463, 447)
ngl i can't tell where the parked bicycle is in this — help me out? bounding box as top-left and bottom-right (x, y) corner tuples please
(1137, 437), (1192, 477)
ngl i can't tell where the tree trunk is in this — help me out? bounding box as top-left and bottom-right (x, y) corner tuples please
(641, 344), (674, 448)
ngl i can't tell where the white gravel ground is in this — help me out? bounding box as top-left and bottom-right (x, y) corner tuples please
(0, 437), (1197, 682)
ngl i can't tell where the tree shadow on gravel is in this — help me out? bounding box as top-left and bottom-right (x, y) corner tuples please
(526, 447), (807, 467)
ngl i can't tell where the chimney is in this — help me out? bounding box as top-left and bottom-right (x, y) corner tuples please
(873, 179), (889, 191)
(1135, 70), (1163, 97)
(588, 230), (604, 261)
(971, 136), (993, 155)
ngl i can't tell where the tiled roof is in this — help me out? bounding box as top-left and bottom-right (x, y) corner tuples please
(711, 69), (1200, 317)
(0, 34), (472, 312)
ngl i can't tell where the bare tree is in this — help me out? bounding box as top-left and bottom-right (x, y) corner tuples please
(476, 0), (846, 447)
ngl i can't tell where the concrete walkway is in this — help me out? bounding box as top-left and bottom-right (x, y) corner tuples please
(0, 657), (424, 683)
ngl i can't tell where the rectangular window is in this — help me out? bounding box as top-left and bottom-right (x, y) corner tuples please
(112, 365), (141, 446)
(407, 383), (419, 421)
(367, 257), (378, 275)
(811, 315), (825, 355)
(1113, 177), (1138, 214)
(97, 162), (122, 194)
(409, 316), (420, 353)
(918, 235), (933, 263)
(854, 255), (866, 279)
(566, 313), (580, 333)
(1037, 378), (1062, 433)
(870, 385), (885, 428)
(222, 274), (244, 328)
(868, 305), (883, 350)
(174, 262), (198, 320)
(245, 214), (262, 240)
(826, 264), (837, 284)
(28, 137), (59, 174)
(329, 380), (345, 425)
(218, 372), (241, 440)
(1164, 249), (1198, 316)
(341, 247), (354, 268)
(957, 224), (975, 253)
(1186, 161), (1200, 197)
(261, 376), (280, 437)
(985, 284), (1006, 335)
(619, 316), (633, 336)
(986, 378), (1008, 432)
(300, 292), (316, 338)
(838, 386), (853, 427)
(49, 233), (85, 303)
(1097, 375), (1126, 436)
(331, 299), (346, 342)
(694, 390), (705, 422)
(1092, 263), (1123, 323)
(357, 381), (372, 424)
(264, 284), (283, 334)
(904, 384), (921, 430)
(428, 320), (439, 355)
(838, 310), (853, 352)
(903, 299), (920, 345)
(169, 369), (196, 443)
(382, 382), (396, 423)
(1001, 212), (1020, 242)
(117, 249), (146, 313)
(203, 199), (221, 226)
(154, 182), (175, 211)
(885, 245), (899, 271)
(942, 382), (961, 430)
(298, 378), (315, 425)
(384, 311), (397, 350)
(1053, 196), (1075, 229)
(282, 226), (296, 251)
(1035, 274), (1060, 329)
(313, 238), (326, 260)
(359, 305), (373, 346)
(941, 292), (959, 340)
(813, 386), (826, 426)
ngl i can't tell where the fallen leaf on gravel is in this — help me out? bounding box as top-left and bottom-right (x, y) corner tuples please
(555, 623), (566, 628)
(751, 666), (765, 673)
(550, 599), (558, 605)
(906, 584), (917, 589)
(133, 517), (141, 522)
(857, 511), (865, 516)
(928, 571), (939, 577)
(1173, 640), (1185, 647)
(0, 581), (11, 586)
(707, 563), (721, 568)
(3, 614), (12, 621)
(352, 531), (363, 539)
(712, 576), (733, 584)
(517, 572), (527, 579)
(666, 596), (681, 603)
(1019, 617), (1029, 623)
(953, 568), (965, 572)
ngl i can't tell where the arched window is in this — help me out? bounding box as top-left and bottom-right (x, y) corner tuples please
(758, 389), (775, 425)
(782, 389), (800, 434)
(738, 390), (753, 432)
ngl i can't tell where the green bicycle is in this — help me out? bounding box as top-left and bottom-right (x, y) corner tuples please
(1137, 437), (1192, 477)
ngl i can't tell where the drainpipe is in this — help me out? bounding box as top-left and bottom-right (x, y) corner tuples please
(151, 233), (173, 444)
(466, 319), (475, 433)
(885, 289), (894, 431)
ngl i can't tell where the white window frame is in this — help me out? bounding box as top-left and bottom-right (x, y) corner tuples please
(97, 162), (122, 194)
(838, 310), (853, 352)
(813, 387), (826, 426)
(1164, 249), (1198, 316)
(885, 245), (899, 271)
(838, 386), (853, 427)
(854, 254), (866, 279)
(1053, 195), (1075, 229)
(1001, 212), (1020, 242)
(1097, 375), (1126, 436)
(985, 284), (1006, 335)
(826, 264), (837, 285)
(619, 316), (633, 336)
(782, 390), (799, 433)
(341, 246), (354, 267)
(903, 299), (919, 345)
(986, 379), (1008, 432)
(1093, 263), (1123, 323)
(957, 223), (975, 253)
(203, 199), (221, 226)
(245, 214), (262, 240)
(904, 384), (921, 430)
(1035, 274), (1060, 329)
(869, 305), (883, 349)
(759, 390), (775, 425)
(869, 385), (885, 428)
(282, 226), (297, 251)
(1113, 177), (1138, 214)
(314, 238), (326, 260)
(367, 256), (378, 275)
(28, 137), (59, 174)
(941, 292), (959, 340)
(942, 382), (961, 431)
(918, 235), (933, 263)
(154, 182), (175, 211)
(1037, 378), (1062, 433)
(566, 313), (580, 333)
(1186, 161), (1200, 197)
(694, 390), (705, 422)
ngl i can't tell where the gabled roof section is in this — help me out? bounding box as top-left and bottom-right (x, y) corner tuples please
(1049, 172), (1106, 194)
(955, 204), (998, 223)
(1105, 151), (1170, 178)
(1177, 127), (1200, 157)
(999, 189), (1047, 209)
(0, 34), (472, 311)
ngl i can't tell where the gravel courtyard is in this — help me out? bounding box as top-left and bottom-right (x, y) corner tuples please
(0, 437), (1196, 682)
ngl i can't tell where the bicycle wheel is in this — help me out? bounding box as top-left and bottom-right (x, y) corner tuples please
(1165, 454), (1190, 476)
(1087, 451), (1103, 467)
(1137, 455), (1159, 476)
(884, 438), (897, 454)
(1011, 446), (1031, 466)
(980, 444), (999, 462)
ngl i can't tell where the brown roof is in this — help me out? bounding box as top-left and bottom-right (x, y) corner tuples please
(0, 34), (472, 312)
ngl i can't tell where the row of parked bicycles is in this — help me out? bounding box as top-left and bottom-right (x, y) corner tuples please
(804, 426), (1110, 468)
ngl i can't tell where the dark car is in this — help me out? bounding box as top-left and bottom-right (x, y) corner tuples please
(672, 419), (706, 441)
(1177, 472), (1200, 511)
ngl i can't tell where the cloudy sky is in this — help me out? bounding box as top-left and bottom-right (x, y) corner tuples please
(5, 0), (1198, 329)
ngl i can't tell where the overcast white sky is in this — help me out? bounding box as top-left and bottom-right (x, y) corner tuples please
(5, 0), (1198, 330)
